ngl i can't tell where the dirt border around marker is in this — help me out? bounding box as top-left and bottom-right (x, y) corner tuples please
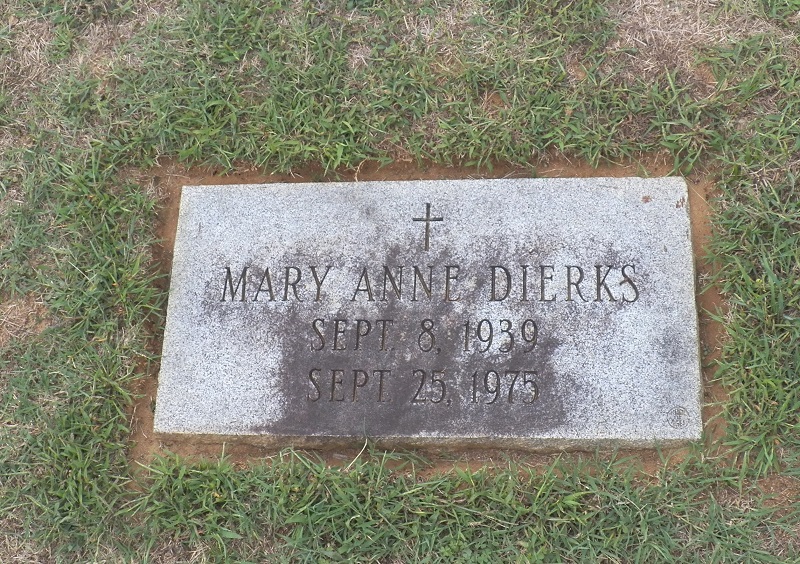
(127, 154), (727, 475)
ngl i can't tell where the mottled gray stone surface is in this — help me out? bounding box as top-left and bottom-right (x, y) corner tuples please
(154, 178), (702, 449)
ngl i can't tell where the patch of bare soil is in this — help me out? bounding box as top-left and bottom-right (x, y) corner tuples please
(0, 294), (51, 350)
(759, 475), (800, 508)
(127, 154), (724, 477)
(713, 474), (800, 556)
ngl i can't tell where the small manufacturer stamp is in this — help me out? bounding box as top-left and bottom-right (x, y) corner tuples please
(667, 406), (690, 429)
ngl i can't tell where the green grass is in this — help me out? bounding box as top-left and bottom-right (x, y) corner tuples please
(122, 450), (796, 562)
(1, 0), (799, 561)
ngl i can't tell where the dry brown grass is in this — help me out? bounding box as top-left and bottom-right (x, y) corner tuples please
(754, 475), (800, 556)
(0, 1), (183, 206)
(139, 541), (212, 564)
(0, 180), (25, 222)
(0, 526), (54, 564)
(1, 18), (54, 105)
(606, 0), (800, 86)
(0, 525), (212, 564)
(0, 1), (176, 109)
(0, 295), (53, 429)
(0, 295), (50, 350)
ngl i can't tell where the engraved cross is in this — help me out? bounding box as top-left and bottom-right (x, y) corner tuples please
(412, 202), (443, 251)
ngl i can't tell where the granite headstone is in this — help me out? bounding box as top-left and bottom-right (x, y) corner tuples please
(154, 178), (702, 449)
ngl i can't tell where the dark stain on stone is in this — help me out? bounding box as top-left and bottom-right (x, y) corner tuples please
(256, 243), (569, 439)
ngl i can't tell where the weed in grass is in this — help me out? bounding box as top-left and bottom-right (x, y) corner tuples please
(761, 0), (800, 22)
(60, 73), (103, 124)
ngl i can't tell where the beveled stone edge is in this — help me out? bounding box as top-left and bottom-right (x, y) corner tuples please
(152, 429), (703, 452)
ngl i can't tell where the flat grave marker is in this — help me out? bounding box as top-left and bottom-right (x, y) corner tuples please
(154, 177), (702, 449)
